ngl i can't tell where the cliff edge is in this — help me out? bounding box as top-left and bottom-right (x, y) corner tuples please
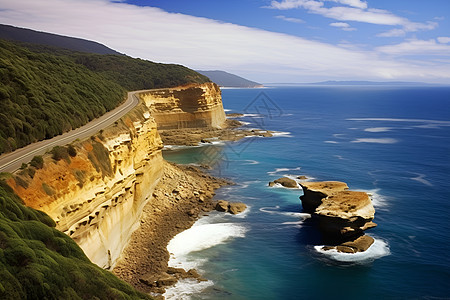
(7, 83), (226, 269)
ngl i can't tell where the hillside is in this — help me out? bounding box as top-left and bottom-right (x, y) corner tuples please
(0, 24), (121, 55)
(197, 70), (262, 88)
(0, 181), (151, 299)
(0, 39), (210, 155)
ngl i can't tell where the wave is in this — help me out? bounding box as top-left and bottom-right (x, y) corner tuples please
(347, 117), (450, 125)
(167, 220), (247, 270)
(324, 140), (339, 144)
(356, 188), (389, 208)
(243, 160), (259, 165)
(351, 138), (398, 144)
(164, 278), (214, 300)
(242, 113), (264, 118)
(165, 216), (247, 299)
(314, 236), (390, 264)
(364, 127), (393, 132)
(259, 206), (311, 220)
(223, 109), (232, 112)
(267, 167), (301, 176)
(271, 131), (293, 137)
(410, 172), (433, 186)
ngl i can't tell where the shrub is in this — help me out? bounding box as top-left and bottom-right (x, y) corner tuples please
(67, 144), (77, 157)
(50, 146), (68, 162)
(30, 156), (44, 169)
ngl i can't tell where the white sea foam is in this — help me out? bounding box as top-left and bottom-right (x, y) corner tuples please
(347, 117), (450, 125)
(314, 236), (390, 264)
(164, 278), (214, 300)
(167, 220), (247, 270)
(239, 121), (252, 126)
(281, 220), (304, 228)
(242, 113), (264, 118)
(324, 140), (339, 144)
(410, 173), (433, 186)
(243, 160), (259, 165)
(333, 155), (348, 160)
(333, 133), (346, 138)
(356, 188), (388, 208)
(351, 138), (398, 144)
(223, 109), (232, 112)
(364, 127), (393, 133)
(259, 206), (311, 220)
(267, 167), (301, 176)
(271, 131), (293, 137)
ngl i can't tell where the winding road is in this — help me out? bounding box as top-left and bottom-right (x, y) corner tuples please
(0, 91), (140, 173)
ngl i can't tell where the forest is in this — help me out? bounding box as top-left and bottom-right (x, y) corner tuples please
(0, 39), (210, 154)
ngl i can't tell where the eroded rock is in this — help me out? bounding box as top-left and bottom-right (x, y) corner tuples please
(269, 177), (298, 188)
(300, 181), (377, 253)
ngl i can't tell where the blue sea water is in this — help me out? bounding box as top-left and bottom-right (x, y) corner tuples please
(162, 86), (450, 299)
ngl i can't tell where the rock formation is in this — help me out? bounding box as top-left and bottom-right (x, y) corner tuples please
(300, 181), (377, 253)
(7, 83), (228, 269)
(269, 177), (298, 188)
(215, 200), (247, 215)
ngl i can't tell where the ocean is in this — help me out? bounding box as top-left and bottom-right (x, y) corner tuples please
(162, 86), (450, 299)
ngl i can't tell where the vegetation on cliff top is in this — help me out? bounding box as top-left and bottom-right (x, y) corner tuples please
(0, 39), (210, 155)
(0, 182), (151, 299)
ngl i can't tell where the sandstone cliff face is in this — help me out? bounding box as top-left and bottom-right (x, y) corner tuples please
(7, 83), (226, 269)
(139, 83), (226, 130)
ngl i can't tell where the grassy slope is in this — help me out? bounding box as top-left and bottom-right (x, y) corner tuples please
(0, 181), (151, 299)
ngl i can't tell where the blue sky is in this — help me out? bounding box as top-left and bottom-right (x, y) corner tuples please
(1, 0), (449, 83)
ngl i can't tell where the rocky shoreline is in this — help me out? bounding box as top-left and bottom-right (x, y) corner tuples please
(112, 161), (244, 297)
(159, 118), (273, 146)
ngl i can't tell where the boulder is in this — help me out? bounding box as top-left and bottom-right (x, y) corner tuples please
(297, 175), (308, 180)
(269, 177), (298, 188)
(322, 235), (375, 253)
(228, 202), (247, 215)
(215, 200), (247, 215)
(215, 200), (229, 212)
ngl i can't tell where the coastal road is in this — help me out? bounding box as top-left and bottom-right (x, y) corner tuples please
(0, 91), (141, 173)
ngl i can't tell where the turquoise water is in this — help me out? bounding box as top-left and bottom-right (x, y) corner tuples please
(163, 86), (450, 299)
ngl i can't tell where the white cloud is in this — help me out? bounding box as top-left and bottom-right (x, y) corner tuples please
(268, 0), (438, 36)
(330, 22), (356, 31)
(276, 15), (305, 23)
(0, 0), (449, 83)
(377, 28), (406, 37)
(328, 0), (367, 9)
(330, 22), (350, 27)
(377, 39), (450, 56)
(437, 37), (450, 44)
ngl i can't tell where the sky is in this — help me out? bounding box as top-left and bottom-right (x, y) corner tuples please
(0, 0), (449, 83)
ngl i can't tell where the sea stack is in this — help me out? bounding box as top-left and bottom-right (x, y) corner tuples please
(300, 181), (377, 253)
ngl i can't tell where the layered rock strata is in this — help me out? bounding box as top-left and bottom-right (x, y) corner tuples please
(7, 83), (228, 269)
(139, 83), (226, 130)
(300, 181), (377, 252)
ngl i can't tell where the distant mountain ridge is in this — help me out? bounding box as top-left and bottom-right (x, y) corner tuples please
(197, 70), (262, 88)
(311, 80), (436, 86)
(267, 81), (440, 86)
(0, 24), (121, 55)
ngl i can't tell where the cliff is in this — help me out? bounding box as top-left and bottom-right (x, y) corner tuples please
(300, 181), (377, 252)
(139, 83), (226, 130)
(7, 83), (226, 269)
